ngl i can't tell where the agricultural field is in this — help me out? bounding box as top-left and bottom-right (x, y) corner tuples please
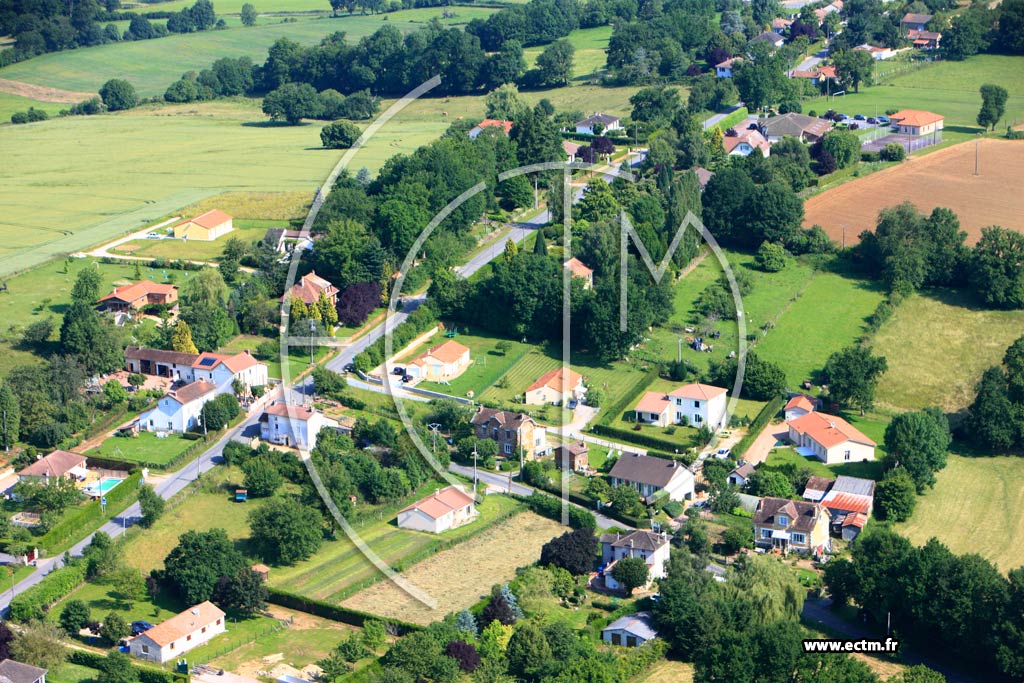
(126, 0), (333, 15)
(112, 219), (280, 261)
(897, 454), (1024, 573)
(0, 257), (199, 374)
(0, 8), (498, 96)
(870, 290), (1024, 414)
(633, 660), (695, 683)
(803, 54), (1024, 132)
(409, 332), (534, 400)
(804, 139), (1024, 247)
(339, 509), (564, 625)
(267, 492), (523, 602)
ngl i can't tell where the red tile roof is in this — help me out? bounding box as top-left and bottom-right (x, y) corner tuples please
(821, 491), (873, 515)
(787, 411), (876, 449)
(168, 379), (218, 405)
(97, 280), (177, 304)
(263, 402), (317, 421)
(528, 367), (583, 394)
(139, 601), (225, 646)
(669, 383), (727, 401)
(723, 129), (770, 155)
(176, 209), (232, 230)
(785, 395), (816, 413)
(18, 450), (86, 478)
(191, 351), (261, 374)
(842, 512), (868, 528)
(287, 271), (338, 305)
(400, 486), (475, 520)
(889, 109), (944, 127)
(564, 257), (593, 278)
(474, 119), (513, 135)
(635, 391), (670, 415)
(408, 339), (469, 367)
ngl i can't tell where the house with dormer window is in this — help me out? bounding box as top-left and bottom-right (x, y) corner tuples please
(470, 407), (549, 459)
(753, 497), (830, 556)
(600, 530), (673, 591)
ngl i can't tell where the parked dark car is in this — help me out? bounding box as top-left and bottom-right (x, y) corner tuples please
(392, 367), (405, 376)
(567, 399), (578, 410)
(837, 114), (850, 121)
(867, 117), (877, 124)
(131, 621), (155, 636)
(402, 374), (413, 383)
(877, 115), (891, 125)
(854, 114), (866, 121)
(343, 363), (357, 373)
(849, 123), (860, 130)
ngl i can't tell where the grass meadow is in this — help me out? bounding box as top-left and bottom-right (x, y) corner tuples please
(523, 26), (612, 80)
(411, 332), (534, 399)
(112, 219), (279, 260)
(870, 290), (1024, 415)
(0, 92), (65, 121)
(86, 431), (197, 465)
(897, 454), (1024, 573)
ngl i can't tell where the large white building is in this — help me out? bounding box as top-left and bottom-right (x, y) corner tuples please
(129, 601), (225, 664)
(397, 486), (478, 533)
(787, 411), (876, 465)
(633, 383), (728, 430)
(259, 402), (325, 450)
(608, 453), (695, 503)
(138, 380), (218, 433)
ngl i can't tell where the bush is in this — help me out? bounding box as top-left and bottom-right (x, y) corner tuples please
(99, 79), (138, 111)
(880, 142), (907, 162)
(320, 121), (362, 149)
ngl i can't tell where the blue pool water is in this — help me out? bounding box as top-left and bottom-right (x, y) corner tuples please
(86, 477), (123, 496)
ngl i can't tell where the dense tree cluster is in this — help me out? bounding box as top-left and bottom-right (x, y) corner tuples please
(826, 527), (1024, 680)
(966, 335), (1024, 452)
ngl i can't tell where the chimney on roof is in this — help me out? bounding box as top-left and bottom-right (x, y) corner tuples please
(435, 489), (440, 497)
(829, 421), (836, 428)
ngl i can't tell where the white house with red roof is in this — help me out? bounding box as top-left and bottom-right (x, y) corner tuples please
(468, 118), (513, 139)
(889, 109), (944, 136)
(190, 351), (268, 390)
(563, 258), (594, 289)
(129, 601), (225, 663)
(724, 128), (771, 158)
(784, 394), (818, 421)
(397, 485), (477, 533)
(404, 340), (470, 382)
(633, 383), (728, 430)
(285, 271), (339, 307)
(259, 402), (325, 450)
(173, 210), (233, 241)
(787, 411), (876, 465)
(17, 450), (88, 484)
(525, 367), (586, 406)
(138, 379), (219, 433)
(600, 530), (673, 592)
(575, 113), (622, 135)
(715, 57), (742, 78)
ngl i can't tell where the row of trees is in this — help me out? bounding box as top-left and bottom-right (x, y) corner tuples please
(966, 335), (1024, 452)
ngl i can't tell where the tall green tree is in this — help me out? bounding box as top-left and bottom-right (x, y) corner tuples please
(873, 467), (917, 521)
(882, 408), (950, 493)
(240, 3), (257, 26)
(832, 49), (875, 92)
(171, 319), (199, 354)
(0, 384), (20, 451)
(164, 528), (247, 604)
(534, 39), (574, 87)
(249, 497), (323, 564)
(823, 346), (888, 413)
(967, 366), (1018, 451)
(977, 83), (1009, 131)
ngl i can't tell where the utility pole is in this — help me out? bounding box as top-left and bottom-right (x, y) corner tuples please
(975, 135), (980, 176)
(677, 338), (682, 363)
(472, 444), (479, 496)
(309, 319), (316, 366)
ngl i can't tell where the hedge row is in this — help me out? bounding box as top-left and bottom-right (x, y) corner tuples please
(511, 491), (626, 530)
(559, 131), (646, 146)
(266, 587), (420, 634)
(90, 411), (244, 471)
(37, 471), (144, 554)
(596, 366), (661, 429)
(9, 562), (87, 622)
(68, 650), (188, 683)
(590, 424), (692, 456)
(731, 394), (786, 460)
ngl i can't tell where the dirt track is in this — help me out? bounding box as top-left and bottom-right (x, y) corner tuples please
(0, 77), (94, 103)
(803, 138), (1024, 245)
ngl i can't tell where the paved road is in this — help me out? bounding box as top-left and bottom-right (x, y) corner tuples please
(703, 104), (746, 130)
(793, 47), (829, 74)
(801, 598), (977, 683)
(449, 463), (628, 531)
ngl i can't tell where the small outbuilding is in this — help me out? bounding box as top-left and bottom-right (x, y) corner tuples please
(602, 611), (658, 647)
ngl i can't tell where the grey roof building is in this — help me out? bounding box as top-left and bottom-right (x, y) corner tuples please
(759, 113), (834, 142)
(602, 611), (658, 647)
(0, 659), (48, 683)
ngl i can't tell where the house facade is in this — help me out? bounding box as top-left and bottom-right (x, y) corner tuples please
(787, 411), (876, 465)
(555, 442), (589, 472)
(405, 340), (471, 382)
(633, 383), (728, 430)
(397, 486), (478, 533)
(468, 118), (513, 139)
(602, 612), (657, 647)
(17, 450), (88, 484)
(574, 113), (622, 135)
(608, 453), (694, 503)
(715, 57), (741, 78)
(286, 271), (339, 307)
(562, 140), (581, 163)
(900, 12), (932, 31)
(753, 497), (831, 556)
(600, 530), (673, 591)
(138, 380), (218, 433)
(259, 403), (325, 450)
(784, 394), (817, 421)
(97, 281), (178, 314)
(470, 407), (549, 458)
(125, 347), (267, 391)
(129, 601), (226, 664)
(727, 462), (755, 487)
(724, 128), (771, 158)
(173, 210), (233, 241)
(890, 109), (944, 136)
(563, 257), (594, 289)
(525, 367), (586, 406)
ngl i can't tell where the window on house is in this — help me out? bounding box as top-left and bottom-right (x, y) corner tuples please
(844, 450), (851, 461)
(217, 619), (222, 625)
(187, 635), (192, 641)
(626, 636), (637, 647)
(693, 401), (700, 407)
(777, 515), (789, 526)
(611, 633), (621, 646)
(760, 528), (772, 540)
(141, 645), (149, 654)
(170, 643), (175, 650)
(504, 430), (510, 439)
(503, 443), (513, 455)
(202, 627), (207, 633)
(694, 414), (703, 423)
(791, 533), (806, 544)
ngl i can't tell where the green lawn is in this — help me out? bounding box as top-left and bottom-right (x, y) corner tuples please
(0, 92), (65, 123)
(86, 431), (197, 466)
(111, 219), (278, 261)
(523, 26), (612, 80)
(897, 454), (1024, 573)
(268, 492), (523, 602)
(764, 440), (885, 482)
(411, 332), (533, 399)
(870, 290), (1024, 414)
(128, 0), (333, 14)
(47, 664), (98, 683)
(0, 8), (498, 96)
(216, 333), (330, 381)
(0, 257), (202, 375)
(803, 54), (1024, 131)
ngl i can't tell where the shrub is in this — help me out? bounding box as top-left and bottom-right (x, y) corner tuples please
(880, 142), (907, 162)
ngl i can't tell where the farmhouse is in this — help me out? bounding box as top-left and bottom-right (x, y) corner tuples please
(397, 485), (477, 533)
(771, 17), (792, 33)
(129, 601), (225, 664)
(470, 407), (549, 459)
(753, 497), (831, 556)
(601, 530), (673, 590)
(554, 442), (589, 472)
(602, 612), (658, 647)
(17, 450), (87, 484)
(608, 453), (695, 503)
(890, 109), (945, 137)
(633, 382), (728, 430)
(0, 659), (47, 683)
(784, 394), (818, 421)
(125, 347), (200, 381)
(900, 12), (932, 31)
(787, 411), (876, 465)
(468, 118), (513, 139)
(259, 402), (325, 450)
(97, 281), (178, 314)
(801, 475), (833, 502)
(724, 128), (771, 158)
(820, 475), (875, 539)
(405, 340), (471, 382)
(138, 380), (218, 433)
(124, 347), (268, 392)
(173, 210), (233, 241)
(727, 462), (756, 487)
(563, 257), (594, 289)
(574, 113), (622, 135)
(715, 57), (742, 78)
(286, 271), (339, 307)
(525, 367), (586, 406)
(759, 113), (833, 143)
(907, 29), (941, 49)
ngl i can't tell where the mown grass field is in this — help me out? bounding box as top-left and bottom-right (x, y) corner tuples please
(411, 332), (534, 399)
(268, 492), (523, 602)
(217, 332), (330, 381)
(764, 411), (887, 480)
(112, 219), (277, 260)
(0, 92), (64, 122)
(897, 454), (1024, 573)
(802, 54), (1024, 131)
(0, 257), (202, 374)
(340, 509), (563, 625)
(126, 0), (333, 15)
(86, 431), (197, 465)
(633, 660), (695, 683)
(523, 26), (611, 80)
(870, 290), (1024, 414)
(0, 8), (498, 96)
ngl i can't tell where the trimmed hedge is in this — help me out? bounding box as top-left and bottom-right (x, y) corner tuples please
(709, 106), (750, 132)
(10, 562), (88, 622)
(69, 650), (188, 683)
(590, 424), (693, 456)
(596, 366), (660, 429)
(37, 471), (143, 553)
(266, 587), (420, 634)
(731, 394), (785, 459)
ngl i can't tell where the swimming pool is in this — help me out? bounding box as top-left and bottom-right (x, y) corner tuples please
(85, 477), (124, 497)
